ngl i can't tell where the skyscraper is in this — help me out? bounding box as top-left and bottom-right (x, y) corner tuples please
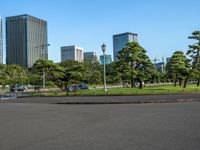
(113, 32), (138, 61)
(0, 17), (3, 64)
(61, 45), (83, 62)
(6, 14), (48, 68)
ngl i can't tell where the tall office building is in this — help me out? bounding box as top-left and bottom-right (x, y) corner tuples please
(100, 54), (112, 65)
(61, 45), (83, 62)
(113, 32), (138, 61)
(0, 17), (3, 64)
(6, 14), (48, 68)
(84, 52), (98, 63)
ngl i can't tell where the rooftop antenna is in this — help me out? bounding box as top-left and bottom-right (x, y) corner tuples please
(153, 57), (159, 63)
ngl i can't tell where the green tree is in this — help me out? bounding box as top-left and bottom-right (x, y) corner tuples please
(4, 64), (28, 86)
(117, 42), (154, 89)
(187, 31), (200, 86)
(148, 69), (162, 84)
(59, 60), (84, 94)
(32, 59), (56, 77)
(28, 73), (43, 89)
(33, 59), (88, 93)
(165, 51), (189, 87)
(83, 61), (102, 85)
(0, 64), (6, 86)
(105, 62), (121, 85)
(32, 59), (65, 90)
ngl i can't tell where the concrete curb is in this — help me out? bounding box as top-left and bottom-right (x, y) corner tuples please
(55, 99), (199, 105)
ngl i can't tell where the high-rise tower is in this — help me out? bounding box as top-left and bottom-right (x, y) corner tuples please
(6, 14), (48, 68)
(113, 32), (138, 61)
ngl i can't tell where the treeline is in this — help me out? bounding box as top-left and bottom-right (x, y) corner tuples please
(0, 31), (199, 90)
(165, 31), (200, 87)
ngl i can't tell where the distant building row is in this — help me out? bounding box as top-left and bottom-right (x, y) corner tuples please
(1, 14), (139, 68)
(61, 45), (112, 64)
(60, 32), (138, 64)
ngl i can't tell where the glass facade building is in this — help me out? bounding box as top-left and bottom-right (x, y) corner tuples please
(6, 14), (48, 68)
(100, 54), (112, 65)
(0, 17), (3, 64)
(113, 32), (138, 61)
(61, 46), (83, 62)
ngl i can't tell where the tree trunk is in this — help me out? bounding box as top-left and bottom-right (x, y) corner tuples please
(179, 80), (182, 87)
(133, 80), (136, 87)
(131, 77), (134, 88)
(183, 77), (188, 88)
(174, 79), (177, 87)
(131, 61), (134, 88)
(197, 79), (200, 87)
(65, 84), (69, 96)
(54, 83), (65, 91)
(138, 79), (143, 89)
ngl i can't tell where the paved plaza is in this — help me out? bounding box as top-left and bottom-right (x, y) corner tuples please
(0, 96), (200, 150)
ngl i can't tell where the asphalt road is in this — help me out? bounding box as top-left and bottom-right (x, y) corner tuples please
(0, 101), (200, 150)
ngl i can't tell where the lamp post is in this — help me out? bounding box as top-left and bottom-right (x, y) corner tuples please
(34, 44), (50, 90)
(102, 43), (107, 91)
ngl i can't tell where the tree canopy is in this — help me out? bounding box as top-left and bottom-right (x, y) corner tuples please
(187, 31), (200, 86)
(117, 42), (155, 88)
(165, 51), (189, 87)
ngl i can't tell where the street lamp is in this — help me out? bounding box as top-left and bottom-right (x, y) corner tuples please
(35, 44), (50, 59)
(102, 43), (107, 91)
(34, 44), (50, 90)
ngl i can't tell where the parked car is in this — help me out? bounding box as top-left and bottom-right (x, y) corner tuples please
(10, 86), (25, 92)
(67, 84), (89, 92)
(78, 84), (89, 89)
(67, 85), (80, 92)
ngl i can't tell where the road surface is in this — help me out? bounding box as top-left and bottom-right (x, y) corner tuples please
(0, 100), (199, 150)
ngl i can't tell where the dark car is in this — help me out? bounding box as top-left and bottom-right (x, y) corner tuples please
(78, 84), (89, 89)
(10, 86), (25, 92)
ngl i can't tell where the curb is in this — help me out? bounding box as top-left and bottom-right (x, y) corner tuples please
(55, 99), (199, 105)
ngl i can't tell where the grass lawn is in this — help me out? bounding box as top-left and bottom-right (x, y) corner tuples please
(30, 84), (200, 97)
(0, 88), (9, 94)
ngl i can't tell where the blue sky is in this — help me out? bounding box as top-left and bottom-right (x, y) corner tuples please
(1, 0), (200, 63)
